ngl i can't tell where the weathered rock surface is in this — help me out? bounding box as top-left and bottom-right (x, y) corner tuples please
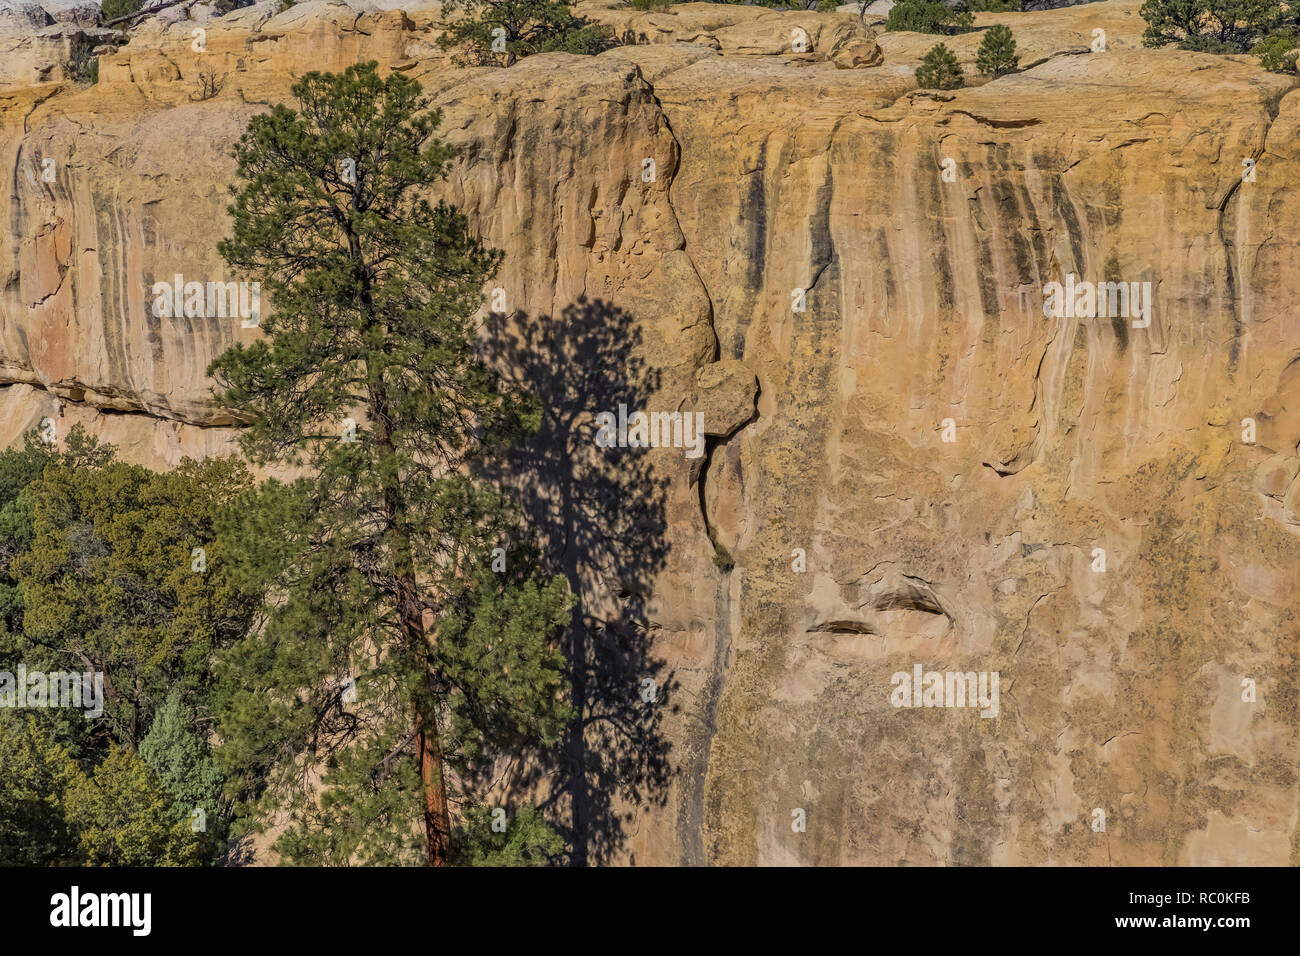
(2, 0), (1298, 865)
(0, 0), (101, 27)
(0, 22), (122, 86)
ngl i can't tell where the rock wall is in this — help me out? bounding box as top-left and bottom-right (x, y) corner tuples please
(1, 0), (1297, 864)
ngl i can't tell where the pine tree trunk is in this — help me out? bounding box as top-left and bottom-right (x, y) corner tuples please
(390, 460), (452, 867)
(413, 691), (452, 865)
(397, 562), (450, 866)
(348, 221), (454, 866)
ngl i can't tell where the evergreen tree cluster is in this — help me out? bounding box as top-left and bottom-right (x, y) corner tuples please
(0, 431), (245, 865)
(2, 62), (576, 867)
(915, 42), (965, 88)
(1140, 0), (1300, 56)
(887, 0), (976, 36)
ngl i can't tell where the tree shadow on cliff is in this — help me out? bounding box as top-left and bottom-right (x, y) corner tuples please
(481, 297), (678, 866)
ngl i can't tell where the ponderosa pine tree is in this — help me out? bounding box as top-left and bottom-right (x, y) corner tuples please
(208, 62), (574, 866)
(916, 42), (965, 89)
(975, 24), (1019, 77)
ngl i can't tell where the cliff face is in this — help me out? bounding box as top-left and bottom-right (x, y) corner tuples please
(3, 0), (1299, 865)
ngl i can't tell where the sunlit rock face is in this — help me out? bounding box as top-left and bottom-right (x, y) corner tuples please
(2, 0), (1297, 865)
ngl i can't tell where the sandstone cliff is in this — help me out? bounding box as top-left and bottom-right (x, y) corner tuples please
(2, 0), (1298, 865)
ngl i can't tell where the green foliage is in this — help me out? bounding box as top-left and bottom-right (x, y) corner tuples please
(0, 435), (50, 509)
(438, 0), (614, 66)
(139, 688), (228, 859)
(65, 34), (98, 84)
(0, 430), (120, 761)
(1, 715), (201, 866)
(886, 0), (975, 35)
(0, 715), (80, 865)
(976, 23), (1019, 76)
(1140, 0), (1285, 53)
(452, 804), (565, 865)
(916, 41), (965, 88)
(1254, 31), (1299, 70)
(208, 62), (574, 865)
(0, 431), (113, 650)
(63, 743), (203, 866)
(0, 428), (247, 866)
(13, 450), (257, 750)
(99, 0), (143, 21)
(967, 0), (1020, 10)
(0, 435), (58, 657)
(700, 0), (836, 7)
